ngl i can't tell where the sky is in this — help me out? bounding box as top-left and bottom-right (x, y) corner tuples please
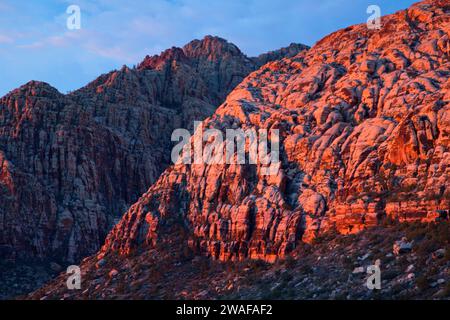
(0, 0), (417, 97)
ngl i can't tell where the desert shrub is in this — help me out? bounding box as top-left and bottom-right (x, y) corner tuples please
(244, 272), (262, 285)
(397, 289), (414, 300)
(148, 269), (163, 283)
(299, 264), (313, 274)
(293, 242), (313, 257)
(115, 280), (128, 294)
(441, 282), (450, 298)
(397, 256), (410, 269)
(312, 227), (339, 245)
(335, 233), (357, 246)
(181, 245), (194, 261)
(198, 259), (212, 276)
(415, 238), (439, 257)
(281, 272), (293, 283)
(427, 265), (439, 276)
(391, 282), (408, 295)
(381, 216), (398, 227)
(431, 222), (450, 244)
(416, 275), (429, 291)
(405, 222), (427, 241)
(260, 284), (283, 300)
(248, 259), (270, 271)
(283, 255), (297, 269)
(368, 232), (384, 245)
(383, 269), (401, 281)
(444, 247), (450, 262)
(342, 256), (354, 270)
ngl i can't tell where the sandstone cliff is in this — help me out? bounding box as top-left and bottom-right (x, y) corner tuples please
(99, 0), (450, 264)
(0, 36), (308, 263)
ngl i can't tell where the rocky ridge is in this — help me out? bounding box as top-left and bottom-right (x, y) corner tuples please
(0, 36), (308, 264)
(29, 221), (450, 300)
(99, 0), (450, 266)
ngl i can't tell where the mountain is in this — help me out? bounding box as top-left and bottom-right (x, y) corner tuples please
(101, 0), (450, 260)
(254, 42), (310, 66)
(0, 36), (308, 267)
(27, 0), (449, 300)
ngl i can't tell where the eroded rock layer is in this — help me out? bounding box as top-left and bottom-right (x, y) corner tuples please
(0, 36), (307, 262)
(101, 0), (450, 263)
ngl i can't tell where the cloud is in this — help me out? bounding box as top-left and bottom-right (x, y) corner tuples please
(0, 0), (418, 97)
(18, 30), (84, 49)
(0, 34), (13, 44)
(83, 41), (140, 63)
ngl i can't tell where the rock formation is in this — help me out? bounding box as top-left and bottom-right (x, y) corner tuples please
(0, 36), (308, 263)
(100, 0), (449, 264)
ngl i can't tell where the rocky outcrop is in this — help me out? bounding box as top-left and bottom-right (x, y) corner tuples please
(100, 0), (449, 264)
(29, 218), (450, 300)
(0, 36), (308, 263)
(254, 43), (310, 66)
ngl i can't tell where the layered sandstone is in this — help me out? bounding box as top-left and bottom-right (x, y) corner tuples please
(0, 36), (308, 263)
(100, 0), (449, 263)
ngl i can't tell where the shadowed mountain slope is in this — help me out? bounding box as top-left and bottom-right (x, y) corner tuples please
(0, 36), (308, 264)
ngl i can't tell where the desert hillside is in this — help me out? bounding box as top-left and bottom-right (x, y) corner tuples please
(28, 0), (449, 300)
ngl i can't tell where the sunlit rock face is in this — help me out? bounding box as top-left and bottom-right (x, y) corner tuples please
(0, 36), (308, 263)
(101, 0), (449, 263)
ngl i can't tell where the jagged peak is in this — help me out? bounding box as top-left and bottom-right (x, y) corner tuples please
(414, 0), (450, 7)
(137, 36), (247, 70)
(1, 80), (61, 100)
(253, 42), (310, 66)
(21, 80), (58, 91)
(138, 46), (188, 70)
(182, 35), (244, 59)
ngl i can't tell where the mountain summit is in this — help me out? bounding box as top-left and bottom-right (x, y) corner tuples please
(99, 0), (450, 262)
(0, 36), (308, 268)
(27, 0), (449, 300)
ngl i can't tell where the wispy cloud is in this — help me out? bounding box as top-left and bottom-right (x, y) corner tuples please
(0, 34), (13, 43)
(18, 32), (80, 49)
(0, 0), (417, 97)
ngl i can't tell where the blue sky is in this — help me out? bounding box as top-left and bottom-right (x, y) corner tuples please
(0, 0), (417, 96)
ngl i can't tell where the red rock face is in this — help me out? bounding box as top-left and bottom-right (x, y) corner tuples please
(0, 37), (308, 263)
(101, 0), (449, 263)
